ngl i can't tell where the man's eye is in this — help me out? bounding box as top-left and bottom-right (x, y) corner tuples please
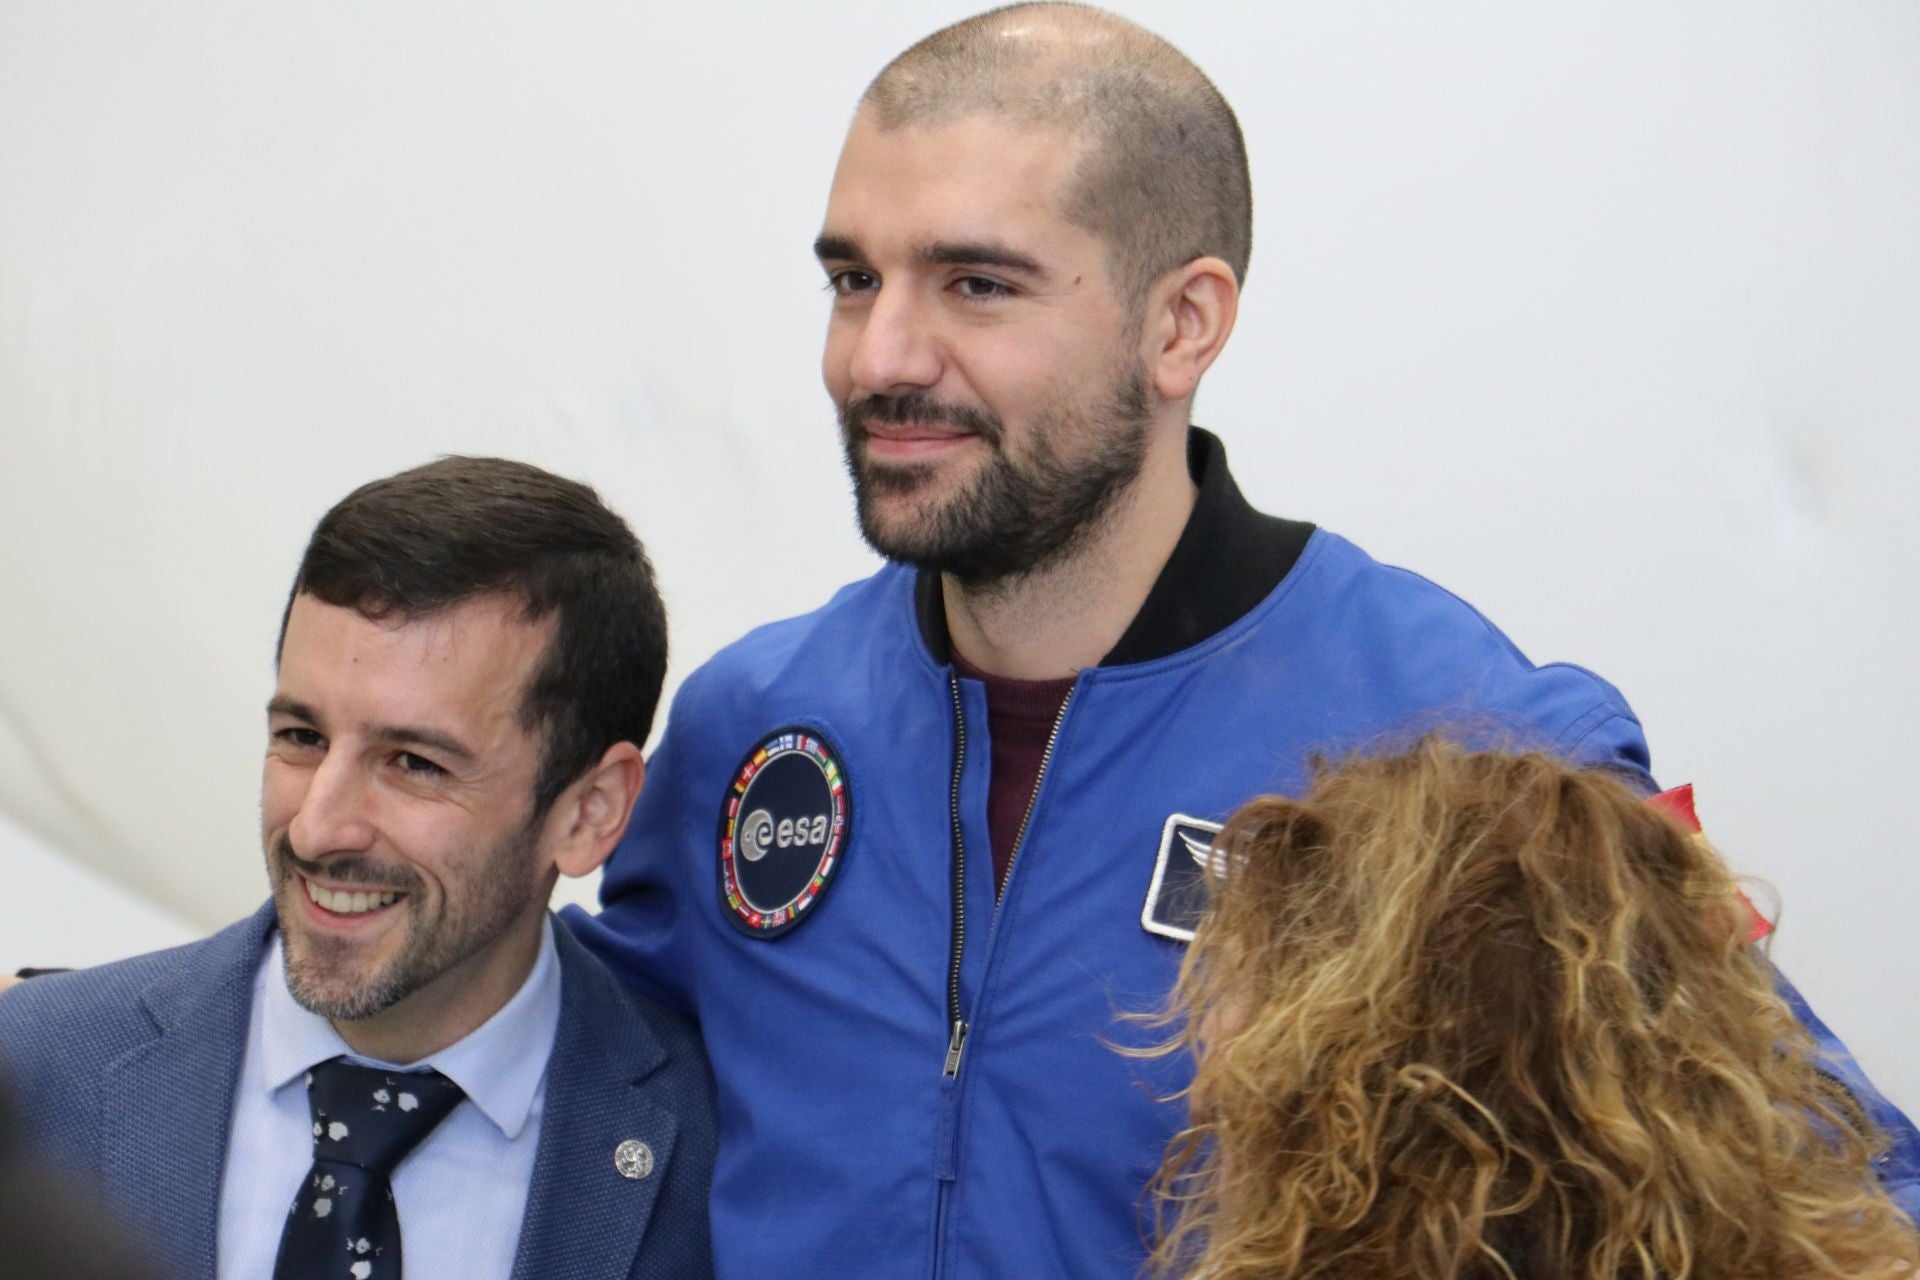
(395, 752), (446, 778)
(826, 269), (877, 296)
(275, 727), (325, 750)
(953, 275), (1012, 300)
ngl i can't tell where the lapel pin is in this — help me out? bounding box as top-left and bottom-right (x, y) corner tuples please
(614, 1138), (655, 1181)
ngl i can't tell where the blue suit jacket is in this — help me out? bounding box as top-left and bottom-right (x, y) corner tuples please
(0, 903), (716, 1280)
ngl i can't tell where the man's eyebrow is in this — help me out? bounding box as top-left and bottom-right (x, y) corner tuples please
(267, 696), (320, 724)
(813, 235), (1046, 280)
(814, 233), (860, 262)
(919, 240), (1044, 277)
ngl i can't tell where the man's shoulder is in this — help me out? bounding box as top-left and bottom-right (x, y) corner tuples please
(700, 562), (911, 669)
(1290, 530), (1518, 633)
(1271, 530), (1650, 777)
(666, 562), (918, 712)
(0, 909), (266, 1046)
(1297, 530), (1609, 677)
(538, 922), (715, 1275)
(0, 908), (268, 1149)
(549, 920), (710, 1105)
(546, 921), (717, 1198)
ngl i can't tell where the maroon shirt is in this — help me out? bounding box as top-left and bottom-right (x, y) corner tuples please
(950, 650), (1076, 899)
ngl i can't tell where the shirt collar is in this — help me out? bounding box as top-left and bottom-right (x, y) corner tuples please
(255, 915), (563, 1141)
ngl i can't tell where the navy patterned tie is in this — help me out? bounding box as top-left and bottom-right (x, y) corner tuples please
(273, 1057), (466, 1280)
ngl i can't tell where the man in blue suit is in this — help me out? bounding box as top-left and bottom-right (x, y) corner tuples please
(0, 457), (715, 1280)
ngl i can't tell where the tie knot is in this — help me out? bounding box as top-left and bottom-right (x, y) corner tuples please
(303, 1056), (465, 1173)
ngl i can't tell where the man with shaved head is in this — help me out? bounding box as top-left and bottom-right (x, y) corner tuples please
(575, 5), (1920, 1275)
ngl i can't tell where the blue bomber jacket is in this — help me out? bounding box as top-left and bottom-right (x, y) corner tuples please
(571, 430), (1918, 1278)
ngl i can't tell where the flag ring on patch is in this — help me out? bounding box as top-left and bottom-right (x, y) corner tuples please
(717, 725), (852, 938)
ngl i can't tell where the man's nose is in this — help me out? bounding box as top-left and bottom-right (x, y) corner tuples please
(287, 753), (377, 860)
(845, 285), (942, 396)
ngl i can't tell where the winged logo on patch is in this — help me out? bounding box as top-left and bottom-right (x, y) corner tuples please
(1179, 827), (1233, 879)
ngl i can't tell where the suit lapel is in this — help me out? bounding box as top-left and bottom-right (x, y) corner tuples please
(99, 905), (274, 1280)
(512, 923), (678, 1280)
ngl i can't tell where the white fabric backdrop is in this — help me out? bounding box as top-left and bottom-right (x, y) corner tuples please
(2, 2), (1915, 1108)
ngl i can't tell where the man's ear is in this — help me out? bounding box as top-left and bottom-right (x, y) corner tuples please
(1141, 256), (1239, 404)
(547, 742), (646, 880)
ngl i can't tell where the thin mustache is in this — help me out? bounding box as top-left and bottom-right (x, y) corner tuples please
(274, 837), (420, 894)
(844, 393), (1001, 444)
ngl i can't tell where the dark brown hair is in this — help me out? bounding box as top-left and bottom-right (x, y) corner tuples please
(1150, 738), (1919, 1280)
(280, 456), (667, 815)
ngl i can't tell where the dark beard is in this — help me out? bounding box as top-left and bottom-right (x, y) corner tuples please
(268, 825), (536, 1023)
(838, 366), (1153, 586)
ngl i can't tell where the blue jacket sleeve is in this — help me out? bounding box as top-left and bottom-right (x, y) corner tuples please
(1772, 965), (1920, 1221)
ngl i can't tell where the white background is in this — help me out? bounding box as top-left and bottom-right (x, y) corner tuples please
(1, 3), (1914, 1109)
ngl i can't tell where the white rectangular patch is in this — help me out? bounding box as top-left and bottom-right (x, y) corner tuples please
(1140, 812), (1224, 943)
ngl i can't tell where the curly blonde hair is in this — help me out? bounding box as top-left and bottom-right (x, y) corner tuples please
(1150, 739), (1918, 1279)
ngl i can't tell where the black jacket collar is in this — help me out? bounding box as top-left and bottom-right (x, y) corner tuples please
(914, 428), (1315, 667)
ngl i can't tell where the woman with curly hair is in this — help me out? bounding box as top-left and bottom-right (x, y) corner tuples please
(1151, 739), (1919, 1279)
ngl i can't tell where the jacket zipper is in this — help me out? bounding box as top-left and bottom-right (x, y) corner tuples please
(940, 674), (1077, 1079)
(1001, 686), (1074, 901)
(942, 672), (970, 1078)
(933, 671), (1076, 1278)
(933, 674), (970, 1280)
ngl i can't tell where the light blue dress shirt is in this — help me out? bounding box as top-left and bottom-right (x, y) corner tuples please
(215, 919), (562, 1280)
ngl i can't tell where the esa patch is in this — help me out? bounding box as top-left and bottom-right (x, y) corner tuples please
(718, 726), (851, 938)
(1140, 813), (1226, 943)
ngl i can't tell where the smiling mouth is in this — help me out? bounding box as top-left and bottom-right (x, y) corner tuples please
(865, 422), (975, 440)
(302, 876), (407, 916)
(860, 427), (984, 462)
